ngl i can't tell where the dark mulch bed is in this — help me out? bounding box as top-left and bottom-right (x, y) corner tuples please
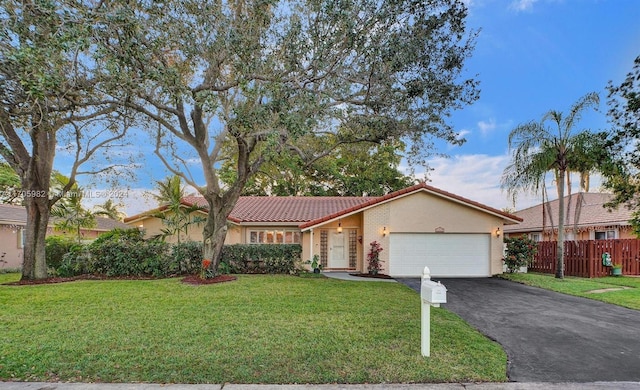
(3, 274), (157, 286)
(181, 274), (237, 285)
(349, 272), (394, 280)
(3, 274), (238, 286)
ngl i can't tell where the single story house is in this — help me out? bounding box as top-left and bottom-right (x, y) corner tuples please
(125, 183), (522, 277)
(0, 204), (129, 270)
(504, 192), (636, 241)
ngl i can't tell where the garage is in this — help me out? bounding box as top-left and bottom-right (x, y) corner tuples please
(389, 233), (491, 277)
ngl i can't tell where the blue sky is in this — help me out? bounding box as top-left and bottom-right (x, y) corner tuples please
(421, 0), (640, 212)
(79, 0), (640, 217)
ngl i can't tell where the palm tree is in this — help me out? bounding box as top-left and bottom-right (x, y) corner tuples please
(50, 173), (96, 242)
(150, 175), (204, 243)
(501, 92), (600, 279)
(152, 175), (184, 205)
(94, 199), (126, 221)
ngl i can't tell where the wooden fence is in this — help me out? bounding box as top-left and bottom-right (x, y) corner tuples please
(530, 239), (640, 278)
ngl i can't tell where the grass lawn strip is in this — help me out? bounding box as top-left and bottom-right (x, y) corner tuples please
(0, 273), (506, 383)
(501, 273), (640, 310)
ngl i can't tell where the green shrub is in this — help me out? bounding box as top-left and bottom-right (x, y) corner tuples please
(45, 235), (77, 270)
(221, 244), (302, 274)
(503, 236), (538, 273)
(170, 241), (203, 275)
(57, 245), (92, 277)
(51, 229), (302, 278)
(88, 232), (170, 277)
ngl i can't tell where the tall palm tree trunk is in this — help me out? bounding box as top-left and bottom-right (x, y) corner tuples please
(556, 168), (566, 279)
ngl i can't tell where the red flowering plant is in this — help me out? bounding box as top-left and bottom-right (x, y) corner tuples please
(367, 241), (384, 275)
(201, 258), (213, 279)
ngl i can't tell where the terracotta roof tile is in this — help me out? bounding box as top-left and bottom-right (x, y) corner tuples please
(504, 192), (633, 233)
(126, 183), (522, 228)
(228, 196), (375, 223)
(299, 183), (522, 229)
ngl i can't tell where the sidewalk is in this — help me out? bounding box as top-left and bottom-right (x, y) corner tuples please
(2, 382), (640, 390)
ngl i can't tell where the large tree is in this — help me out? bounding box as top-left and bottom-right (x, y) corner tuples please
(97, 0), (479, 274)
(603, 56), (640, 217)
(0, 0), (130, 280)
(501, 92), (601, 279)
(0, 162), (21, 204)
(221, 139), (414, 196)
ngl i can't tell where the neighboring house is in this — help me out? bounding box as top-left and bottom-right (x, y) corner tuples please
(125, 183), (522, 277)
(504, 192), (636, 242)
(0, 204), (129, 270)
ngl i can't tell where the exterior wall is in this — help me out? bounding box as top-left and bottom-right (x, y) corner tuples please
(0, 225), (24, 269)
(362, 203), (390, 274)
(0, 224), (114, 270)
(226, 225), (242, 245)
(129, 211), (206, 243)
(364, 192), (506, 275)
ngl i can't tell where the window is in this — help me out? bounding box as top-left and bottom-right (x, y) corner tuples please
(530, 233), (541, 242)
(249, 229), (301, 244)
(595, 230), (616, 240)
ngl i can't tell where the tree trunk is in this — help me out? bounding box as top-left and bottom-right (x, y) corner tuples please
(22, 194), (50, 280)
(201, 196), (237, 275)
(556, 169), (566, 279)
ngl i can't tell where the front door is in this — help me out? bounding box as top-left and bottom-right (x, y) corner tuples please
(330, 231), (348, 268)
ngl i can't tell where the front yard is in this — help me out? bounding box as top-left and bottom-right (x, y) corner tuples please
(0, 274), (506, 384)
(502, 273), (640, 310)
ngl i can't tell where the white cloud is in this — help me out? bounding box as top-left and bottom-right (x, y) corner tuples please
(82, 188), (157, 219)
(477, 119), (497, 135)
(509, 0), (538, 12)
(423, 154), (516, 210)
(456, 129), (472, 142)
(415, 153), (607, 213)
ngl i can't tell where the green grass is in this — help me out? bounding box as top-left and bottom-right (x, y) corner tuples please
(0, 273), (506, 384)
(501, 272), (640, 310)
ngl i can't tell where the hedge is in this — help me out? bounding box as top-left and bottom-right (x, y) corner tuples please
(50, 229), (303, 277)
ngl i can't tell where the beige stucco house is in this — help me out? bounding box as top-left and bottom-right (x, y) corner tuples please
(0, 204), (129, 270)
(504, 192), (636, 242)
(126, 183), (522, 277)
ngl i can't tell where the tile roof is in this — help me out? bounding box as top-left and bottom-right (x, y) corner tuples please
(125, 183), (522, 227)
(0, 204), (129, 231)
(504, 192), (634, 233)
(176, 195), (376, 223)
(299, 183), (522, 229)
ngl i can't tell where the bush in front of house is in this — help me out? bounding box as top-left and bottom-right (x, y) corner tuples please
(56, 245), (93, 277)
(88, 229), (170, 277)
(50, 229), (303, 277)
(171, 241), (203, 275)
(503, 236), (538, 273)
(55, 228), (171, 277)
(45, 235), (78, 270)
(221, 244), (303, 274)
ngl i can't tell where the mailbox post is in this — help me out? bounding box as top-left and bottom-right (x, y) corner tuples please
(421, 266), (447, 357)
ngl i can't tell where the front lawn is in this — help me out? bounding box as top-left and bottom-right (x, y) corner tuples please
(0, 274), (506, 383)
(502, 272), (640, 310)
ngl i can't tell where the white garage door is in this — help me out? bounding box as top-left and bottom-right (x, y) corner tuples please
(389, 233), (490, 277)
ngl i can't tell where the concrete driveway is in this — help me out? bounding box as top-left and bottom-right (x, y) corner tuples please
(396, 277), (640, 383)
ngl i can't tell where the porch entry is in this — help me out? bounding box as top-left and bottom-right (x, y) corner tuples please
(320, 229), (358, 269)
